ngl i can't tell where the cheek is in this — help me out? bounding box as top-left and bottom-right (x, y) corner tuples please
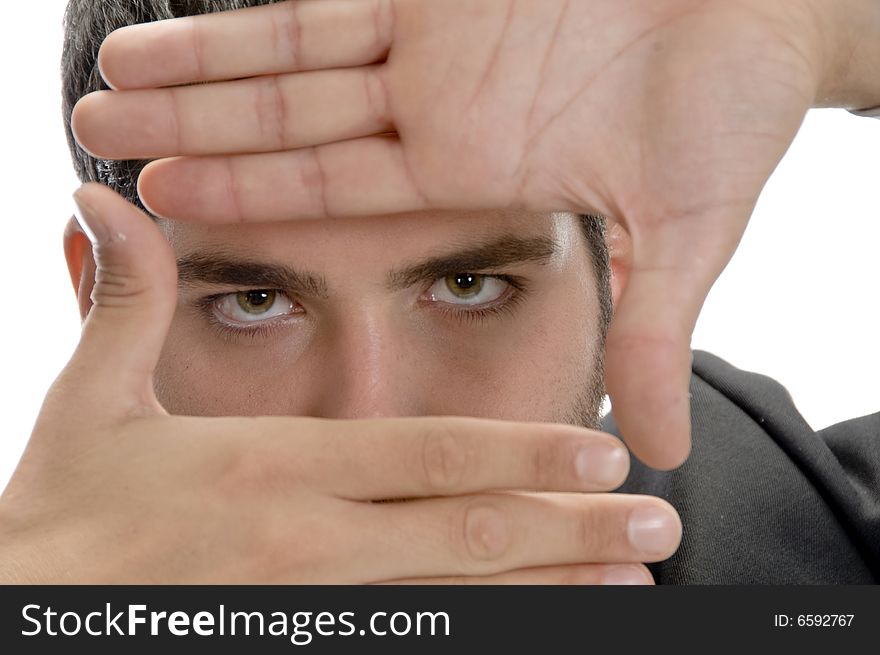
(152, 314), (314, 416)
(153, 337), (251, 416)
(152, 278), (602, 423)
(417, 290), (599, 422)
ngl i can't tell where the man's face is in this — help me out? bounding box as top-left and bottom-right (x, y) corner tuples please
(152, 210), (607, 427)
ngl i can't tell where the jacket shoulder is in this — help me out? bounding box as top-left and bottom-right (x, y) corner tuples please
(607, 350), (879, 584)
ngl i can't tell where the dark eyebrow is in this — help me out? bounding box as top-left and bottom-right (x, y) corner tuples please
(387, 235), (558, 290)
(176, 253), (328, 298)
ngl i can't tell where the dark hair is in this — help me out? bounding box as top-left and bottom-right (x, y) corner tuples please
(61, 0), (612, 341)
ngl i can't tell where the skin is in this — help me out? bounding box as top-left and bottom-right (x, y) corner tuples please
(146, 210), (605, 424)
(2, 0), (876, 584)
(73, 0), (880, 469)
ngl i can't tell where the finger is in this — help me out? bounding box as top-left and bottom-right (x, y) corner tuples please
(378, 563), (654, 585)
(604, 207), (750, 470)
(252, 416), (630, 500)
(352, 493), (680, 581)
(63, 183), (177, 416)
(72, 66), (391, 159)
(98, 0), (394, 89)
(137, 136), (442, 222)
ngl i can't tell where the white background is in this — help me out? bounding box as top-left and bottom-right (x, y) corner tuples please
(1, 2), (878, 491)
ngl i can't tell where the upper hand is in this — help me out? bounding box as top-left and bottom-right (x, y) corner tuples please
(72, 0), (836, 468)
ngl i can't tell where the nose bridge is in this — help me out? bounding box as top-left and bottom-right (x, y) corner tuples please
(318, 310), (415, 419)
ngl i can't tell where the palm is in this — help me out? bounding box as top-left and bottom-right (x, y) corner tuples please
(76, 0), (822, 468)
(370, 0), (816, 466)
(391, 0), (812, 235)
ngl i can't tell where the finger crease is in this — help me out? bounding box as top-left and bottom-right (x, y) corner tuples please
(270, 76), (291, 150)
(284, 0), (304, 70)
(189, 17), (206, 81)
(223, 157), (246, 223)
(309, 147), (331, 219)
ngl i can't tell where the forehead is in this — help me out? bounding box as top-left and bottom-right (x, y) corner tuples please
(161, 209), (584, 267)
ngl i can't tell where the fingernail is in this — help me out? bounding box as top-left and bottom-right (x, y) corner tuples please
(628, 506), (679, 556)
(73, 188), (105, 245)
(575, 442), (629, 487)
(602, 565), (651, 585)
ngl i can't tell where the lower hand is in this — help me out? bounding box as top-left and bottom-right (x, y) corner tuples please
(0, 184), (680, 583)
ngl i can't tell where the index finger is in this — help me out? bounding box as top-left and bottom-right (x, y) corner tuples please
(98, 0), (394, 90)
(262, 416), (631, 500)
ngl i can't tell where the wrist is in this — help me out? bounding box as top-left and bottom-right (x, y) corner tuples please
(807, 0), (880, 110)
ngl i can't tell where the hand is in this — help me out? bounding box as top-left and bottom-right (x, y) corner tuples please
(71, 0), (865, 469)
(0, 183), (679, 584)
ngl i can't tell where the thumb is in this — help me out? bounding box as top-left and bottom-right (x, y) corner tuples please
(604, 206), (749, 470)
(66, 182), (177, 416)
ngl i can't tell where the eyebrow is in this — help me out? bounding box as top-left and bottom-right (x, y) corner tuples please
(387, 235), (558, 290)
(175, 234), (558, 296)
(176, 252), (329, 298)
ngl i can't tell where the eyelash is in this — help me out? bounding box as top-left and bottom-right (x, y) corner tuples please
(194, 274), (529, 340)
(426, 274), (527, 326)
(194, 294), (297, 342)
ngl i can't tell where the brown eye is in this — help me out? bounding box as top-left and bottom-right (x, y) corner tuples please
(236, 290), (277, 314)
(214, 289), (298, 324)
(445, 274), (483, 298)
(427, 275), (510, 307)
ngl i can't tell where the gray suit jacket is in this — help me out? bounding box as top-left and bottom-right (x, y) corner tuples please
(607, 351), (879, 584)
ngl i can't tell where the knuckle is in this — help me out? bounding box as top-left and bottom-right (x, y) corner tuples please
(576, 502), (615, 557)
(255, 76), (290, 149)
(530, 426), (588, 490)
(282, 0), (304, 69)
(302, 147), (330, 219)
(453, 499), (513, 568)
(90, 257), (149, 308)
(222, 157), (247, 223)
(364, 66), (391, 125)
(529, 435), (560, 489)
(188, 17), (206, 79)
(420, 425), (470, 493)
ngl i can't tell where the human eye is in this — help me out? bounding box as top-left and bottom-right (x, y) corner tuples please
(426, 274), (510, 305)
(423, 273), (526, 322)
(197, 289), (303, 337)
